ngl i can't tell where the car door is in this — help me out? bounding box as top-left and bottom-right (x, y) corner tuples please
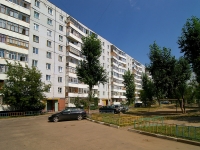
(70, 108), (79, 120)
(60, 109), (71, 120)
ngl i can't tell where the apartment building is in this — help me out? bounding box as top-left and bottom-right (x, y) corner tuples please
(0, 0), (31, 106)
(0, 0), (146, 111)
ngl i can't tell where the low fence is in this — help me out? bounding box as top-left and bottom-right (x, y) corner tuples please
(134, 121), (200, 142)
(0, 111), (42, 117)
(90, 114), (164, 126)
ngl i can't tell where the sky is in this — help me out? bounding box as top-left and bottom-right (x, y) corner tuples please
(49, 0), (200, 65)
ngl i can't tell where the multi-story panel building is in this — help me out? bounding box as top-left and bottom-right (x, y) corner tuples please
(0, 0), (31, 106)
(29, 0), (67, 111)
(0, 0), (146, 111)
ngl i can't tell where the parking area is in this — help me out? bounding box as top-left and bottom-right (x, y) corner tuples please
(0, 115), (199, 150)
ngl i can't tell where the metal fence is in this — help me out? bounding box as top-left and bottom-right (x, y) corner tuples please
(0, 111), (42, 117)
(134, 121), (200, 142)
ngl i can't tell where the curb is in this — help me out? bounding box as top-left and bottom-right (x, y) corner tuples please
(128, 128), (200, 146)
(86, 118), (120, 129)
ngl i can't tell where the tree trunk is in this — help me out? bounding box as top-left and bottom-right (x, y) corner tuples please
(178, 99), (184, 113)
(182, 96), (186, 113)
(88, 86), (93, 115)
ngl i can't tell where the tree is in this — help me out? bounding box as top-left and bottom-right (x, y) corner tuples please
(178, 16), (200, 83)
(146, 42), (176, 102)
(1, 61), (51, 111)
(141, 73), (155, 107)
(122, 69), (135, 105)
(76, 34), (108, 113)
(172, 57), (191, 113)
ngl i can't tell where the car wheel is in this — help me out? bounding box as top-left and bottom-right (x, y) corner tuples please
(77, 115), (83, 121)
(53, 116), (59, 122)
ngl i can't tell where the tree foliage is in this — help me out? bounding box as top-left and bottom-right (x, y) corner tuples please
(1, 61), (51, 111)
(178, 16), (200, 83)
(76, 34), (108, 113)
(123, 69), (135, 105)
(146, 42), (176, 99)
(141, 73), (155, 106)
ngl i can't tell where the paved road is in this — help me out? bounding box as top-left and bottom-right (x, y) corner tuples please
(0, 115), (199, 150)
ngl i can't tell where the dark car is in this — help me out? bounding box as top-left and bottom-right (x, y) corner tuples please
(99, 105), (121, 114)
(48, 107), (87, 122)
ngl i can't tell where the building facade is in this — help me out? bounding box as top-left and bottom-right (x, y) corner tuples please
(0, 0), (146, 111)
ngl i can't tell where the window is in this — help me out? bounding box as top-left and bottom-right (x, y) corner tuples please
(103, 56), (105, 60)
(59, 35), (63, 41)
(59, 25), (63, 31)
(59, 15), (63, 21)
(47, 87), (51, 93)
(58, 66), (63, 72)
(33, 35), (39, 43)
(107, 58), (109, 62)
(102, 49), (104, 53)
(33, 47), (38, 54)
(32, 60), (38, 67)
(107, 51), (109, 55)
(46, 63), (51, 70)
(103, 91), (105, 95)
(0, 49), (4, 58)
(47, 18), (52, 25)
(48, 7), (53, 15)
(58, 55), (62, 62)
(35, 0), (40, 7)
(47, 29), (52, 36)
(34, 11), (39, 19)
(34, 23), (39, 31)
(46, 75), (51, 81)
(107, 45), (109, 49)
(59, 45), (63, 51)
(102, 42), (104, 46)
(47, 40), (51, 47)
(58, 77), (62, 82)
(46, 52), (51, 58)
(9, 51), (17, 60)
(58, 87), (62, 93)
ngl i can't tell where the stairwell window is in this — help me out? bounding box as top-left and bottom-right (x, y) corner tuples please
(33, 35), (39, 43)
(59, 15), (63, 21)
(48, 7), (53, 15)
(47, 29), (52, 36)
(59, 35), (63, 42)
(58, 55), (62, 62)
(46, 75), (51, 81)
(32, 60), (38, 67)
(34, 23), (39, 31)
(47, 40), (51, 47)
(46, 51), (51, 59)
(46, 63), (51, 70)
(33, 47), (38, 54)
(58, 66), (63, 73)
(35, 0), (40, 8)
(34, 11), (39, 19)
(58, 87), (62, 93)
(47, 18), (52, 25)
(58, 77), (62, 83)
(59, 25), (63, 31)
(59, 45), (63, 51)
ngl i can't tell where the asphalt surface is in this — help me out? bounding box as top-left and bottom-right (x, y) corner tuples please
(0, 115), (199, 150)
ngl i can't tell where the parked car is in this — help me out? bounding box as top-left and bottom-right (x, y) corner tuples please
(99, 105), (121, 114)
(120, 105), (129, 113)
(161, 101), (170, 104)
(48, 107), (87, 122)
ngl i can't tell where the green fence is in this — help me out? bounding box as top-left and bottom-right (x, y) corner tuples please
(134, 121), (200, 142)
(0, 111), (42, 118)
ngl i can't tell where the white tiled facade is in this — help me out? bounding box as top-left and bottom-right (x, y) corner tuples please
(0, 0), (146, 111)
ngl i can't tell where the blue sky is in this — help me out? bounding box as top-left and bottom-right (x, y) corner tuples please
(49, 0), (200, 65)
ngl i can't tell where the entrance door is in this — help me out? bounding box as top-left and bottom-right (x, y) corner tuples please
(55, 100), (58, 111)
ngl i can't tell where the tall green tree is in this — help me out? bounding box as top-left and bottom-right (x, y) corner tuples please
(76, 34), (108, 113)
(178, 16), (200, 83)
(123, 69), (135, 105)
(172, 57), (191, 113)
(146, 42), (176, 102)
(141, 73), (155, 106)
(1, 61), (51, 111)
